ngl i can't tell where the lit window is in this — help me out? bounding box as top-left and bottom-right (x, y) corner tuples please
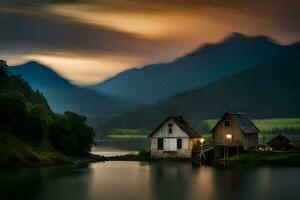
(226, 134), (232, 139)
(200, 138), (205, 144)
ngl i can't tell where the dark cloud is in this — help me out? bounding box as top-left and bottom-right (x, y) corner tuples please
(1, 0), (300, 83)
(1, 0), (300, 57)
(0, 0), (79, 4)
(0, 7), (172, 57)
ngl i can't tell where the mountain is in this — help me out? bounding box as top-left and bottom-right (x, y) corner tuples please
(8, 61), (133, 116)
(90, 33), (300, 104)
(99, 56), (300, 133)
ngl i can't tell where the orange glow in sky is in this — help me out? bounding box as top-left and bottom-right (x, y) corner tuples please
(1, 0), (300, 84)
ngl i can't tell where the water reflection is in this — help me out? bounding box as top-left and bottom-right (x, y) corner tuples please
(0, 162), (300, 200)
(150, 162), (198, 200)
(0, 165), (93, 200)
(94, 139), (149, 152)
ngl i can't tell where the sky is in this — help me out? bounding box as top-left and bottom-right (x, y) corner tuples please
(1, 0), (300, 85)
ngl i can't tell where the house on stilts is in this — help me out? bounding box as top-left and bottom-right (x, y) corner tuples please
(211, 112), (259, 151)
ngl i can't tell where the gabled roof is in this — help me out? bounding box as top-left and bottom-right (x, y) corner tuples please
(148, 116), (200, 138)
(211, 112), (259, 134)
(266, 134), (291, 145)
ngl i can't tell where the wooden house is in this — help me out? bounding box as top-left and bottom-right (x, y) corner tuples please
(211, 112), (259, 150)
(266, 134), (297, 150)
(148, 116), (202, 159)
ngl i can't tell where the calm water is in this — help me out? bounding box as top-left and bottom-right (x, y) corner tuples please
(92, 139), (148, 156)
(1, 161), (300, 200)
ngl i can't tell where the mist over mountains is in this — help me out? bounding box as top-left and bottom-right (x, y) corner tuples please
(90, 33), (300, 104)
(98, 56), (300, 133)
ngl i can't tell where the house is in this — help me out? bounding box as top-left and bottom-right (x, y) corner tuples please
(266, 134), (299, 150)
(211, 112), (259, 150)
(290, 140), (300, 150)
(148, 116), (202, 159)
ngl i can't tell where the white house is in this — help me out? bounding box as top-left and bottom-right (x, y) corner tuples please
(148, 116), (202, 159)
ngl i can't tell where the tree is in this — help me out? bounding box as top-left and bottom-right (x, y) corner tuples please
(49, 117), (75, 154)
(49, 112), (95, 155)
(0, 95), (28, 135)
(26, 104), (49, 143)
(0, 60), (7, 70)
(0, 60), (8, 81)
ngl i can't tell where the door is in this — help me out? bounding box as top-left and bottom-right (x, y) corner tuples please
(164, 138), (177, 151)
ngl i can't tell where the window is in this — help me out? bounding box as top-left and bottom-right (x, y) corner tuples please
(226, 134), (232, 139)
(168, 123), (173, 134)
(177, 139), (182, 149)
(158, 138), (164, 150)
(224, 120), (230, 127)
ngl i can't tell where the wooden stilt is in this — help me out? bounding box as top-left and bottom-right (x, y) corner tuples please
(227, 146), (229, 158)
(214, 147), (216, 160)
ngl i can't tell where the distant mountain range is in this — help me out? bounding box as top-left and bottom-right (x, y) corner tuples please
(7, 33), (300, 132)
(99, 56), (300, 132)
(89, 33), (300, 104)
(8, 61), (133, 116)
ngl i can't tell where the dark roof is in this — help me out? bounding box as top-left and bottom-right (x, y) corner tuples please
(290, 141), (300, 149)
(148, 116), (201, 138)
(211, 112), (259, 134)
(266, 134), (291, 145)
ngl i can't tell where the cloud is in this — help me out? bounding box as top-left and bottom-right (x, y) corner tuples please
(1, 0), (300, 84)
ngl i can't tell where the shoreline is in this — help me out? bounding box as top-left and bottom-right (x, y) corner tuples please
(3, 150), (300, 169)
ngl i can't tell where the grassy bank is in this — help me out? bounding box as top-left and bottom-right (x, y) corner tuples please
(0, 132), (71, 168)
(221, 150), (300, 166)
(107, 128), (149, 139)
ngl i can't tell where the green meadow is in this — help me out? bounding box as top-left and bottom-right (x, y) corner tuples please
(107, 129), (148, 139)
(106, 118), (300, 139)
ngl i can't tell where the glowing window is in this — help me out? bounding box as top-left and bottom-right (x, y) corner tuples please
(226, 134), (232, 139)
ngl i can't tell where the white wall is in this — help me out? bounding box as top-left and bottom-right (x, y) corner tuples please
(151, 119), (189, 138)
(151, 119), (189, 151)
(151, 138), (189, 151)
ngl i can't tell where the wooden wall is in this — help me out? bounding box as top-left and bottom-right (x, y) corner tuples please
(213, 115), (257, 150)
(213, 115), (244, 145)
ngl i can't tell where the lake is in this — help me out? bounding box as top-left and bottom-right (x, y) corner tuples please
(1, 161), (300, 200)
(92, 139), (149, 156)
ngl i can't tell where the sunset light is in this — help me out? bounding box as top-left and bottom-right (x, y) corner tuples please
(1, 1), (300, 200)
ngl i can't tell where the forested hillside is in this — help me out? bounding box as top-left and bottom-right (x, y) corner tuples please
(97, 56), (300, 135)
(0, 60), (95, 167)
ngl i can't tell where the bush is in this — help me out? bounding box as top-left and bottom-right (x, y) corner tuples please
(137, 149), (150, 161)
